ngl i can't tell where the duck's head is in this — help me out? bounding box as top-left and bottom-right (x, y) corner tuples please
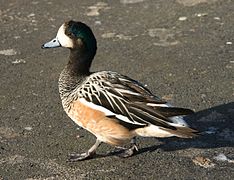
(41, 20), (97, 55)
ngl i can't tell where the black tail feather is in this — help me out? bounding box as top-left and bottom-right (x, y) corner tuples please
(152, 107), (194, 118)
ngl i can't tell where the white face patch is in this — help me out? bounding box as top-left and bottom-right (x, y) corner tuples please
(56, 24), (73, 48)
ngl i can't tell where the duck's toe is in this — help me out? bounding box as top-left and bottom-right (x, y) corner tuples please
(67, 151), (96, 162)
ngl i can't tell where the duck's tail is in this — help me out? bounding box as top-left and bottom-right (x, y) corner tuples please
(162, 125), (198, 138)
(134, 122), (198, 138)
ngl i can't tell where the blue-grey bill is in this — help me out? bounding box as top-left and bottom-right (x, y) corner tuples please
(41, 37), (61, 49)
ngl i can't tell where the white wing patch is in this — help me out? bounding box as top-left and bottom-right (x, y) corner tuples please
(135, 124), (173, 137)
(169, 116), (188, 127)
(146, 103), (170, 107)
(147, 102), (188, 127)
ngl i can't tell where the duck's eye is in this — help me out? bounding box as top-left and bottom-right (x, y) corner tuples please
(71, 32), (77, 37)
(53, 39), (56, 42)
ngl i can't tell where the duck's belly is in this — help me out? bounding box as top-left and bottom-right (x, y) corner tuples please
(65, 99), (135, 145)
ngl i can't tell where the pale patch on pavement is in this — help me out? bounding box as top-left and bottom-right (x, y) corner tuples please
(148, 28), (179, 46)
(102, 32), (134, 40)
(0, 127), (19, 139)
(12, 59), (26, 64)
(176, 0), (219, 6)
(86, 2), (110, 16)
(101, 32), (116, 38)
(0, 49), (17, 56)
(120, 0), (145, 4)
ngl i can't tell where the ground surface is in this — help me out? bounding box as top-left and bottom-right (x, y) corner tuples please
(0, 0), (234, 179)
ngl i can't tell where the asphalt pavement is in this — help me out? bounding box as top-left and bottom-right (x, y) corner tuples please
(0, 0), (234, 179)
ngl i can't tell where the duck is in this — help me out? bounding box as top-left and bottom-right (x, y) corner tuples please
(41, 20), (198, 161)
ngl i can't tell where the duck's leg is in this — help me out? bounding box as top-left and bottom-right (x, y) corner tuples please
(118, 137), (138, 158)
(68, 139), (102, 161)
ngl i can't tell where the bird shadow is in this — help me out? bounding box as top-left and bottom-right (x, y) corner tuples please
(135, 102), (234, 155)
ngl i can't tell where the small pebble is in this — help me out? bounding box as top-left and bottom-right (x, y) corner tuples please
(214, 17), (220, 20)
(178, 16), (187, 21)
(24, 127), (33, 131)
(196, 13), (208, 17)
(95, 21), (101, 25)
(193, 156), (215, 168)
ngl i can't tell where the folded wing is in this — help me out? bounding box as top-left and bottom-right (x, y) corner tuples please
(75, 71), (197, 137)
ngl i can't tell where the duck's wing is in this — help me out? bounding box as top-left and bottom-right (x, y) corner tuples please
(76, 71), (194, 130)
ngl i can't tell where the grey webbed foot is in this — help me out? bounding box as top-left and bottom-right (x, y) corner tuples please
(118, 144), (138, 158)
(117, 137), (138, 158)
(67, 139), (101, 162)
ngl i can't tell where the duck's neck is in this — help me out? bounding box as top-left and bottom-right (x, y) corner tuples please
(67, 48), (94, 76)
(58, 47), (95, 100)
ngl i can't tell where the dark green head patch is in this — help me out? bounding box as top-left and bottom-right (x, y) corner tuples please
(65, 20), (97, 53)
